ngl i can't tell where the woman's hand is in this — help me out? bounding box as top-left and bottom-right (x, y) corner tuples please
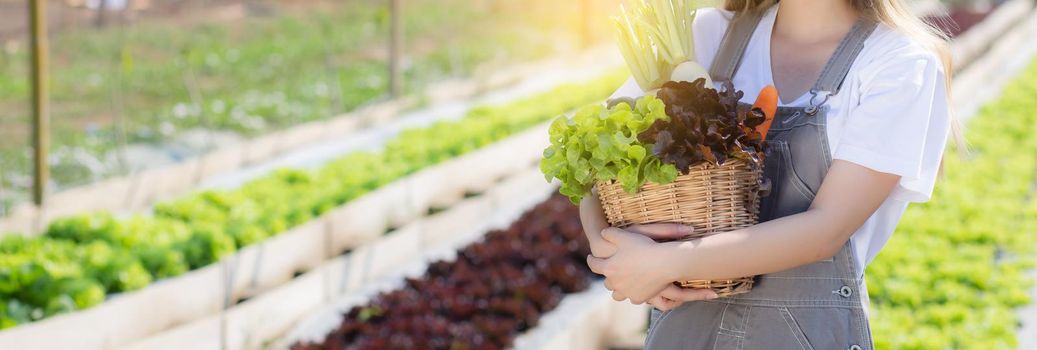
(587, 228), (683, 304)
(647, 285), (719, 311)
(580, 191), (695, 257)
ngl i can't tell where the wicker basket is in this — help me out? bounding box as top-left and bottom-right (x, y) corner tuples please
(596, 159), (763, 297)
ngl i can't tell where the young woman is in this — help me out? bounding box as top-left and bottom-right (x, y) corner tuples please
(582, 0), (952, 348)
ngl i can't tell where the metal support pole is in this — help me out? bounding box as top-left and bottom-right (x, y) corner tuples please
(95, 0), (108, 28)
(0, 169), (7, 216)
(580, 0), (592, 48)
(29, 0), (50, 207)
(389, 0), (403, 98)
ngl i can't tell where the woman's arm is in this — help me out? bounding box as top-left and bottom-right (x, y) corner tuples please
(580, 191), (615, 258)
(666, 160), (899, 280)
(582, 183), (722, 307)
(581, 190), (699, 258)
(587, 160), (900, 303)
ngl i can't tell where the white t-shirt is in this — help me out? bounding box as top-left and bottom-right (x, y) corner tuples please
(610, 5), (951, 277)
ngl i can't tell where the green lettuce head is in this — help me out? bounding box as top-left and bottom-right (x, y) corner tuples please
(540, 95), (678, 204)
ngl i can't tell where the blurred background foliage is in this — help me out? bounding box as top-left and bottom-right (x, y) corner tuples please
(0, 0), (623, 213)
(0, 0), (1008, 215)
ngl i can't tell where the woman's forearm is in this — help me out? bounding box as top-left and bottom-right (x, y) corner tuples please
(660, 160), (901, 281)
(580, 192), (616, 258)
(661, 208), (846, 281)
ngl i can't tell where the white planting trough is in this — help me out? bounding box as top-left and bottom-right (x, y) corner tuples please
(511, 283), (647, 350)
(121, 167), (555, 350)
(0, 120), (551, 349)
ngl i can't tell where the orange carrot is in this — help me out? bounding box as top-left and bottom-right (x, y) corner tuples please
(753, 85), (779, 140)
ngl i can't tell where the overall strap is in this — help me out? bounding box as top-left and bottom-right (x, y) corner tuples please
(805, 19), (879, 114)
(708, 10), (765, 83)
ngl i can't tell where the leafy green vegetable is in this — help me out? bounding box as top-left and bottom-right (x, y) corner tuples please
(540, 95), (676, 204)
(46, 278), (105, 316)
(639, 79), (766, 172)
(80, 242), (153, 293)
(177, 224), (237, 270)
(540, 78), (768, 204)
(0, 236), (110, 323)
(47, 215), (193, 279)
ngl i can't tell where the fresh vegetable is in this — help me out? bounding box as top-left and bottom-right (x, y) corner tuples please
(586, 0), (765, 206)
(613, 0), (712, 91)
(290, 194), (592, 350)
(639, 79), (766, 172)
(540, 95), (677, 204)
(0, 71), (627, 330)
(671, 60), (713, 86)
(752, 85), (779, 139)
(540, 78), (767, 204)
(0, 235), (127, 325)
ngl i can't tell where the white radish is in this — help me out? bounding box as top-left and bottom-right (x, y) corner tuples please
(670, 61), (712, 86)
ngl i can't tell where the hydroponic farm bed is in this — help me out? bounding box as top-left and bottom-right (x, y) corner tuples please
(867, 43), (1037, 350)
(120, 166), (559, 350)
(279, 182), (644, 350)
(288, 193), (593, 350)
(0, 71), (626, 348)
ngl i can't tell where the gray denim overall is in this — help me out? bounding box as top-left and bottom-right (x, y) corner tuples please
(644, 11), (878, 350)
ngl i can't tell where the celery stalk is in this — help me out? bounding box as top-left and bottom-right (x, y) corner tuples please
(613, 0), (708, 91)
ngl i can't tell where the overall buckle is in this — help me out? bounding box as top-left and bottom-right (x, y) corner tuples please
(805, 89), (832, 116)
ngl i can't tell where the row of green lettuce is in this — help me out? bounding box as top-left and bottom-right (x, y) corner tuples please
(0, 71), (626, 329)
(868, 59), (1037, 348)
